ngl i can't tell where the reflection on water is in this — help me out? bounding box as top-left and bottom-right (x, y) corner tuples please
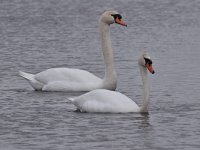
(0, 0), (200, 149)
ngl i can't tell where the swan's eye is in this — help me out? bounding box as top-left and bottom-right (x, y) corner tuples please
(144, 58), (152, 65)
(111, 14), (122, 20)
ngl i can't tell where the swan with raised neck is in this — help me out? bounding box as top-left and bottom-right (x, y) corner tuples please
(70, 52), (155, 113)
(18, 10), (127, 92)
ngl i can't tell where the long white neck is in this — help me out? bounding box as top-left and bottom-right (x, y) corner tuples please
(139, 65), (149, 113)
(100, 21), (117, 90)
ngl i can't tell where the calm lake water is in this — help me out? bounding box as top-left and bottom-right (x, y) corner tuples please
(0, 0), (200, 149)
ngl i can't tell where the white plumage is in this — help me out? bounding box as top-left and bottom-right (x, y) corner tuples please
(19, 68), (102, 91)
(19, 10), (127, 92)
(69, 53), (155, 113)
(69, 89), (140, 113)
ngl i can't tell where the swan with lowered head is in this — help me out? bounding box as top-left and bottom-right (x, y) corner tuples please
(19, 10), (127, 92)
(69, 52), (155, 113)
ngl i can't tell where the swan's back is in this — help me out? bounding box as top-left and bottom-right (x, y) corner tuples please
(33, 68), (103, 91)
(35, 68), (101, 84)
(70, 89), (140, 113)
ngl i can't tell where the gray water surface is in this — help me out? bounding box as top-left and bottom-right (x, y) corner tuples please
(0, 0), (200, 149)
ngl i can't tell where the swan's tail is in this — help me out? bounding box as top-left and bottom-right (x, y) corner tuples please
(19, 71), (34, 81)
(19, 71), (43, 90)
(67, 97), (82, 112)
(68, 97), (75, 102)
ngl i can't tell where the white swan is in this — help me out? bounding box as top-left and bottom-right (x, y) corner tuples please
(19, 10), (127, 92)
(69, 52), (155, 113)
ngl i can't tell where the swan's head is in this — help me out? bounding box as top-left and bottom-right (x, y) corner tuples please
(138, 52), (155, 74)
(100, 10), (127, 27)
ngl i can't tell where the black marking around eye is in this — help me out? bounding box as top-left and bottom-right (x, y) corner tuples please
(144, 58), (153, 65)
(111, 14), (122, 20)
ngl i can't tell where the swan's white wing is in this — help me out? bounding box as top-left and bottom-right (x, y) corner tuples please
(33, 68), (102, 91)
(71, 89), (140, 113)
(35, 68), (101, 83)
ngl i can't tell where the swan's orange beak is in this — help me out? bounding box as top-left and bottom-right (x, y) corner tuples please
(146, 64), (155, 74)
(115, 18), (127, 27)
